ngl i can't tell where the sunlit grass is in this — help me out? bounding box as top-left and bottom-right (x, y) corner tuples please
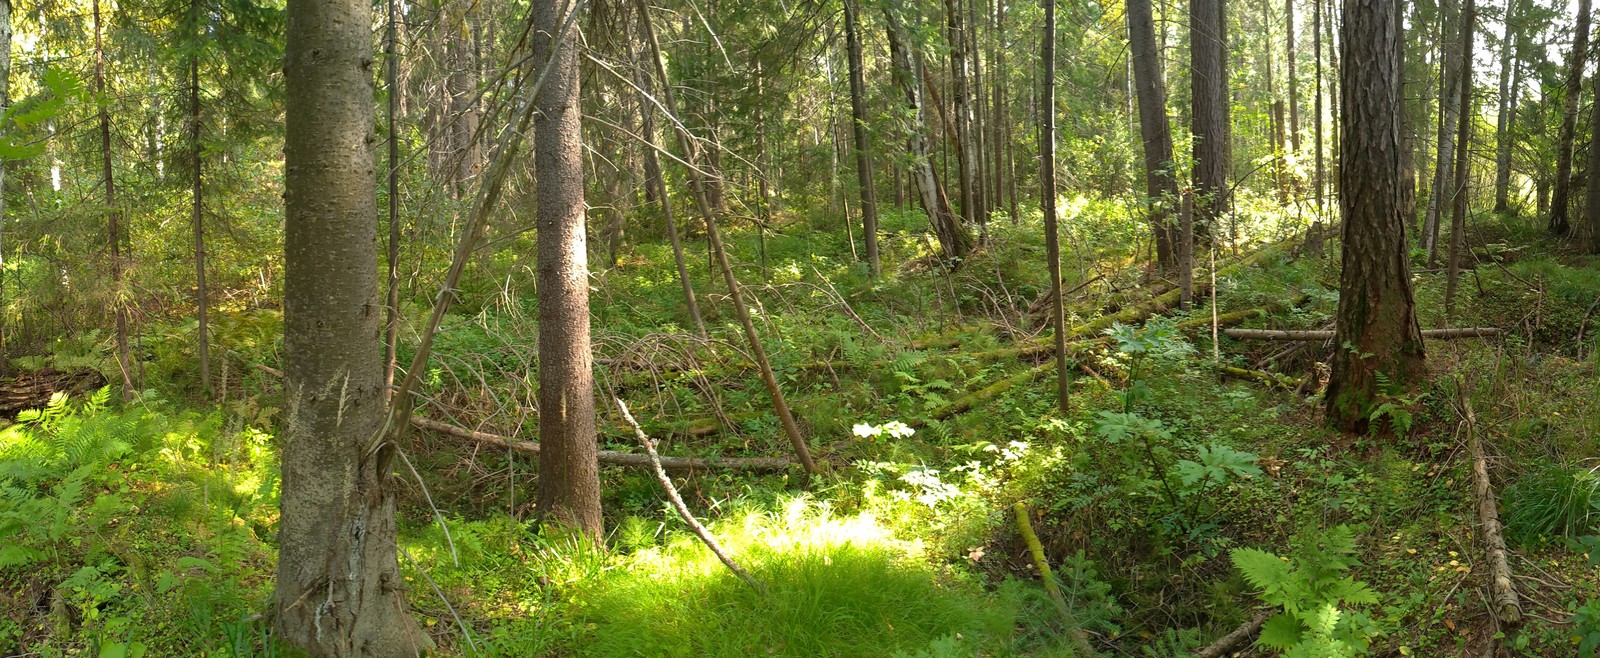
(571, 498), (1013, 657)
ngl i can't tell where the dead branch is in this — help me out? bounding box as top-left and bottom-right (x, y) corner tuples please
(1194, 611), (1272, 658)
(1223, 327), (1502, 341)
(1462, 391), (1522, 629)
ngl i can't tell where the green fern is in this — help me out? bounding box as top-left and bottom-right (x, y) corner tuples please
(1230, 525), (1381, 656)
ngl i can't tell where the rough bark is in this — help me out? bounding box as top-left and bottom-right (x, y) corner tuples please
(1547, 0), (1590, 235)
(884, 8), (972, 264)
(534, 0), (602, 537)
(843, 0), (881, 275)
(94, 0), (134, 401)
(1444, 0), (1475, 321)
(1325, 0), (1427, 434)
(275, 0), (427, 651)
(1191, 0), (1228, 241)
(1128, 0), (1179, 269)
(1041, 0), (1068, 413)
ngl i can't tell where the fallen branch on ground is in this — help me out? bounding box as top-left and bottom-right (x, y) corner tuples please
(1194, 611), (1272, 658)
(617, 399), (768, 594)
(1014, 503), (1096, 656)
(1223, 327), (1501, 341)
(1218, 366), (1297, 389)
(1462, 391), (1522, 629)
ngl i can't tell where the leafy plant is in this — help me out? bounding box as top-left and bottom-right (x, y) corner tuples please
(1230, 525), (1381, 657)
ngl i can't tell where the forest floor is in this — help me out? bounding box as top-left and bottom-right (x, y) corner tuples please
(2, 205), (1598, 657)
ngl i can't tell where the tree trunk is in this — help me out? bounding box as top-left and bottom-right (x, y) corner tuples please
(1314, 0), (1326, 214)
(1547, 0), (1590, 235)
(384, 0), (401, 392)
(633, 31), (707, 339)
(844, 0), (880, 276)
(1445, 0), (1474, 321)
(1128, 0), (1179, 268)
(885, 8), (973, 264)
(945, 0), (980, 242)
(1041, 0), (1069, 413)
(1491, 0), (1519, 212)
(1286, 0), (1302, 152)
(1263, 0), (1290, 206)
(640, 0), (818, 475)
(1423, 0), (1461, 261)
(534, 0), (602, 536)
(990, 0), (1006, 222)
(1325, 0), (1426, 433)
(190, 6), (211, 398)
(95, 0), (134, 401)
(1581, 56), (1600, 253)
(0, 0), (10, 356)
(1191, 0), (1228, 241)
(275, 0), (427, 650)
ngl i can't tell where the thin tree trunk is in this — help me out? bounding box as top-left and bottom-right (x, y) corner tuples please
(1041, 0), (1068, 413)
(1581, 56), (1600, 252)
(1314, 0), (1326, 214)
(885, 8), (972, 264)
(534, 0), (602, 535)
(95, 0), (134, 401)
(1286, 0), (1302, 152)
(640, 0), (818, 475)
(1263, 0), (1290, 206)
(0, 0), (10, 356)
(275, 0), (428, 649)
(1129, 0), (1179, 268)
(1491, 0), (1519, 212)
(946, 0), (980, 242)
(1445, 0), (1475, 321)
(191, 38), (211, 397)
(1547, 0), (1590, 235)
(1326, 0), (1426, 433)
(990, 0), (1005, 222)
(634, 30), (707, 339)
(384, 0), (402, 393)
(1423, 0), (1461, 261)
(843, 0), (881, 275)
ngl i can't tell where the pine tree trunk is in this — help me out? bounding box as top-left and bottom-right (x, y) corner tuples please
(1128, 0), (1179, 268)
(275, 0), (428, 650)
(1445, 0), (1475, 321)
(843, 0), (880, 275)
(1547, 0), (1590, 235)
(1326, 0), (1426, 433)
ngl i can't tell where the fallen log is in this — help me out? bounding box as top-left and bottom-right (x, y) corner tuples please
(1223, 327), (1501, 341)
(1194, 611), (1272, 658)
(1218, 366), (1296, 389)
(1463, 394), (1522, 628)
(0, 369), (108, 418)
(409, 416), (795, 471)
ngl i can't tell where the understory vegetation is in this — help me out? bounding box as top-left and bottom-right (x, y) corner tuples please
(3, 202), (1598, 656)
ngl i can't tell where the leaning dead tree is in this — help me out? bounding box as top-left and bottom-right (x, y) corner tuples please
(638, 0), (817, 476)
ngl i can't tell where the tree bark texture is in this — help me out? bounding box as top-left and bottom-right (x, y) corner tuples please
(1325, 0), (1427, 433)
(1547, 0), (1590, 235)
(275, 0), (427, 651)
(1191, 0), (1228, 241)
(1128, 0), (1179, 269)
(885, 8), (972, 264)
(843, 0), (881, 275)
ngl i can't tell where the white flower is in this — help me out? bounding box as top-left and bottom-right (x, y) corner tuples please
(853, 423), (879, 438)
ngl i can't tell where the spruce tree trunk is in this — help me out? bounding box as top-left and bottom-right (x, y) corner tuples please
(1445, 0), (1474, 321)
(1314, 0), (1326, 214)
(384, 0), (401, 391)
(885, 8), (972, 264)
(1491, 0), (1519, 212)
(1286, 0), (1302, 152)
(1326, 0), (1426, 433)
(1547, 0), (1590, 235)
(534, 0), (602, 536)
(843, 0), (880, 276)
(94, 0), (134, 400)
(1191, 0), (1228, 241)
(1128, 0), (1178, 268)
(275, 0), (427, 651)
